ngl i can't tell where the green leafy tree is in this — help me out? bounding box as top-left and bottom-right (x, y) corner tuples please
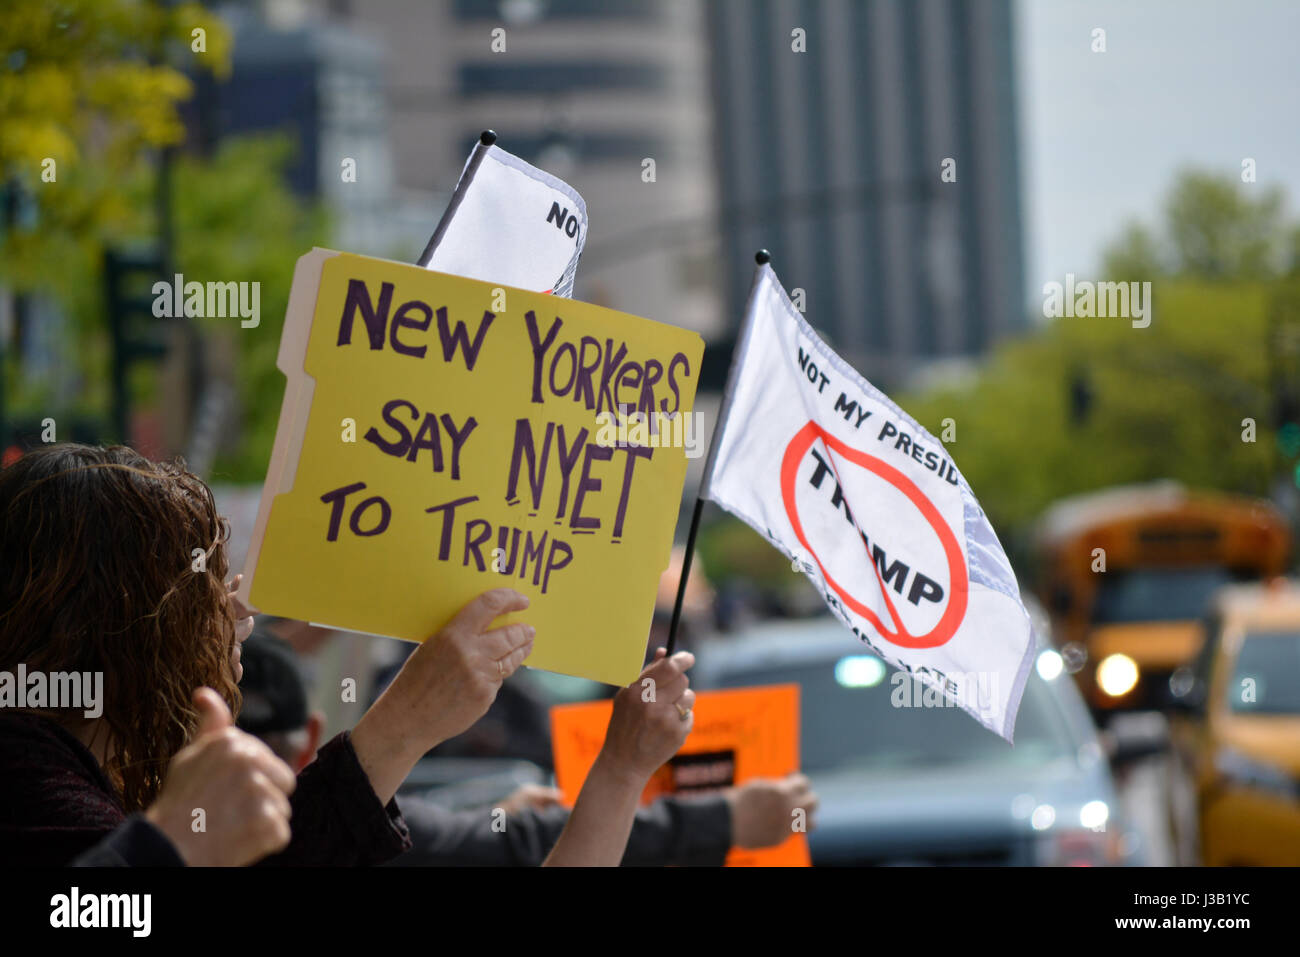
(0, 0), (231, 417)
(168, 136), (330, 480)
(1, 3), (329, 481)
(0, 0), (231, 255)
(899, 170), (1299, 571)
(1102, 169), (1290, 281)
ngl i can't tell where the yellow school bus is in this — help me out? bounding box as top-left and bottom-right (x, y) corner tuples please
(1035, 482), (1289, 714)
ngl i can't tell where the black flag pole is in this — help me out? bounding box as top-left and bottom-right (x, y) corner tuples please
(665, 249), (772, 655)
(416, 129), (497, 267)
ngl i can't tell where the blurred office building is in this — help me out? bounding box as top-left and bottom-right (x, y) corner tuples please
(207, 0), (1025, 387)
(707, 0), (1027, 387)
(298, 0), (724, 338)
(194, 1), (414, 256)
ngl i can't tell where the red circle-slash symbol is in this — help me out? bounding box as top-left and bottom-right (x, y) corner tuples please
(780, 421), (967, 649)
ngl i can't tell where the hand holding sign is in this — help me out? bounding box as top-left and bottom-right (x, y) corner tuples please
(543, 647), (696, 866)
(550, 682), (811, 865)
(352, 587), (533, 804)
(598, 647), (697, 782)
(226, 574), (255, 681)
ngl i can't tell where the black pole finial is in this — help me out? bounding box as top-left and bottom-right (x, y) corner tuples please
(755, 249), (771, 265)
(479, 130), (498, 146)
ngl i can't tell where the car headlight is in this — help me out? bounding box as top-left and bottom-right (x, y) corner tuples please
(1080, 799), (1110, 830)
(1036, 649), (1065, 682)
(1096, 654), (1139, 697)
(1029, 800), (1123, 865)
(1214, 748), (1299, 799)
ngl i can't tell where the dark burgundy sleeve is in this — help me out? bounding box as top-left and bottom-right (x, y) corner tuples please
(259, 730), (411, 867)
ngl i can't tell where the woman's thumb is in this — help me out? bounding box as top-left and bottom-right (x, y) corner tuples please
(192, 687), (232, 737)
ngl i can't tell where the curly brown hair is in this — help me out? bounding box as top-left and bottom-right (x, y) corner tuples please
(0, 444), (241, 811)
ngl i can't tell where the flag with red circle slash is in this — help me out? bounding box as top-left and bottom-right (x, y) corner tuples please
(702, 263), (1036, 741)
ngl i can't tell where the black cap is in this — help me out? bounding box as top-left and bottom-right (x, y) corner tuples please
(480, 129), (498, 146)
(755, 249), (771, 265)
(236, 632), (309, 736)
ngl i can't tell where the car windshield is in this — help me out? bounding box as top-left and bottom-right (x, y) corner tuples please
(1092, 565), (1233, 624)
(1229, 631), (1300, 715)
(708, 657), (1080, 772)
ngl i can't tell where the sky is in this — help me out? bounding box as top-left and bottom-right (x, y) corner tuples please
(1016, 0), (1300, 307)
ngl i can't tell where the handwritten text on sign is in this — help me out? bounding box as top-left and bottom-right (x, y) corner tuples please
(245, 252), (703, 686)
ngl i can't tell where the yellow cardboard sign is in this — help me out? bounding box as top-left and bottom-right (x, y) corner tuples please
(239, 249), (703, 686)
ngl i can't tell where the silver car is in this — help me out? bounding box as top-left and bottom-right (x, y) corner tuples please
(693, 617), (1144, 866)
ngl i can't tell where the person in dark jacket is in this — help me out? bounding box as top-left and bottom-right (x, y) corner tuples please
(0, 444), (698, 866)
(240, 628), (818, 866)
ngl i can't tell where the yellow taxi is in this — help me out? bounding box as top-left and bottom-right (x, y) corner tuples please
(1170, 580), (1300, 865)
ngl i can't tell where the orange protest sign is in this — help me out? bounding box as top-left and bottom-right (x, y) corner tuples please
(550, 684), (810, 866)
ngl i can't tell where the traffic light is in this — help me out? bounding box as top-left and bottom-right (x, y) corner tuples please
(104, 247), (168, 442)
(1275, 390), (1300, 488)
(1068, 369), (1093, 427)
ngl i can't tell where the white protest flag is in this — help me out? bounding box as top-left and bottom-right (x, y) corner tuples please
(417, 131), (587, 297)
(701, 259), (1036, 740)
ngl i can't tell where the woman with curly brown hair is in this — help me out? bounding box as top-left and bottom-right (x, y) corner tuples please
(0, 444), (696, 866)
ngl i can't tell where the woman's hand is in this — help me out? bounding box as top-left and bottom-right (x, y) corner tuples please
(350, 588), (534, 804)
(145, 688), (296, 866)
(595, 647), (696, 785)
(725, 773), (819, 849)
(543, 647), (695, 866)
(499, 783), (564, 815)
(225, 575), (256, 681)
